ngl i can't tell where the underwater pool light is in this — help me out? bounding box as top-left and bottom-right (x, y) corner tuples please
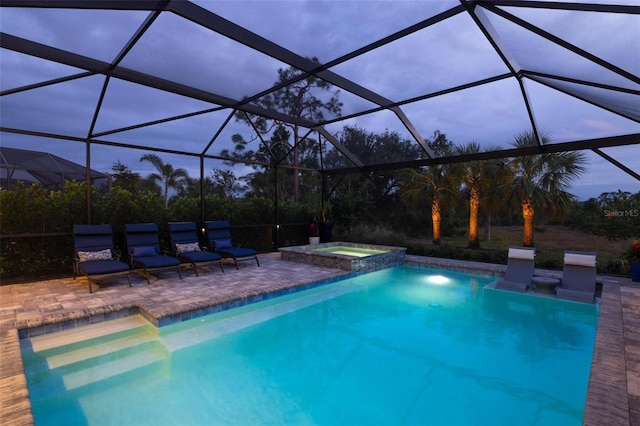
(425, 274), (451, 285)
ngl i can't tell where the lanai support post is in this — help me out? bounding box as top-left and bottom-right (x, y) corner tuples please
(274, 162), (279, 250)
(85, 139), (91, 223)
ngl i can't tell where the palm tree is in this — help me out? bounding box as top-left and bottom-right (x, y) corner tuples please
(452, 142), (506, 248)
(139, 154), (189, 206)
(400, 166), (454, 245)
(496, 131), (586, 247)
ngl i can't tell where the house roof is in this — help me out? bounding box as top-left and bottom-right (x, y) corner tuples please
(0, 146), (107, 189)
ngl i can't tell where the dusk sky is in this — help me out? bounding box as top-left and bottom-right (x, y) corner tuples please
(1, 0), (638, 200)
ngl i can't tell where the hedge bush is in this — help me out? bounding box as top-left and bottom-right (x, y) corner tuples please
(0, 182), (315, 281)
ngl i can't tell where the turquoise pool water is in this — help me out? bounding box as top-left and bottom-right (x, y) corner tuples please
(22, 265), (598, 425)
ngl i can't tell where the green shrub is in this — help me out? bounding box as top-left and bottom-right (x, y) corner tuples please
(0, 182), (319, 280)
(598, 258), (629, 275)
(410, 244), (509, 265)
(534, 251), (563, 270)
(335, 223), (408, 247)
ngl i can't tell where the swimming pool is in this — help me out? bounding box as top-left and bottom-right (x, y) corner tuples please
(21, 265), (598, 425)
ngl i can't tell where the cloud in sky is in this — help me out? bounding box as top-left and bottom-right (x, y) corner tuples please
(0, 1), (638, 200)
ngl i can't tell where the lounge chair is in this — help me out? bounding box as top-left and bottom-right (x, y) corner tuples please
(204, 220), (260, 269)
(167, 221), (224, 275)
(495, 247), (536, 293)
(125, 223), (182, 284)
(556, 251), (597, 303)
(73, 224), (131, 293)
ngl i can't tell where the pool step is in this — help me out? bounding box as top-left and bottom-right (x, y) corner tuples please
(24, 315), (157, 371)
(159, 282), (362, 352)
(26, 341), (168, 400)
(61, 344), (167, 390)
(43, 330), (157, 369)
(28, 315), (152, 352)
(23, 316), (168, 398)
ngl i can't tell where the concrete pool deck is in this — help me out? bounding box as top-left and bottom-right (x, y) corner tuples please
(1, 252), (638, 425)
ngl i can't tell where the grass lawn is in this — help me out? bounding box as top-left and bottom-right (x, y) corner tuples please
(447, 225), (628, 259)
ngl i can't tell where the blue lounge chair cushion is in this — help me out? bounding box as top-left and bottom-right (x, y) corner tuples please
(124, 223), (183, 282)
(134, 255), (180, 268)
(132, 246), (157, 257)
(204, 220), (260, 268)
(178, 251), (222, 263)
(213, 239), (232, 249)
(218, 246), (257, 258)
(73, 224), (132, 292)
(166, 221), (224, 275)
(78, 259), (129, 275)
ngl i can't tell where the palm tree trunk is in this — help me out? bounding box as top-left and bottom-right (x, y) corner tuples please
(468, 185), (480, 249)
(432, 197), (441, 245)
(164, 183), (169, 207)
(522, 199), (535, 247)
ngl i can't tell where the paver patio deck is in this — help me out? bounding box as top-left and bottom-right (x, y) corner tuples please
(1, 252), (638, 425)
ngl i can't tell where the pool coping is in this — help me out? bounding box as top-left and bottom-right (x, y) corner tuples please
(1, 253), (637, 425)
(15, 274), (356, 333)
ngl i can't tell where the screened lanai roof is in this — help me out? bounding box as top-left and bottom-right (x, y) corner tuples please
(0, 146), (107, 190)
(0, 0), (638, 181)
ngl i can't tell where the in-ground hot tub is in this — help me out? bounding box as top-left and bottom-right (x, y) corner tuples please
(279, 242), (406, 272)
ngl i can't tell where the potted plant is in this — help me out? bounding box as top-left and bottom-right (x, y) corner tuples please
(309, 221), (320, 245)
(628, 239), (640, 282)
